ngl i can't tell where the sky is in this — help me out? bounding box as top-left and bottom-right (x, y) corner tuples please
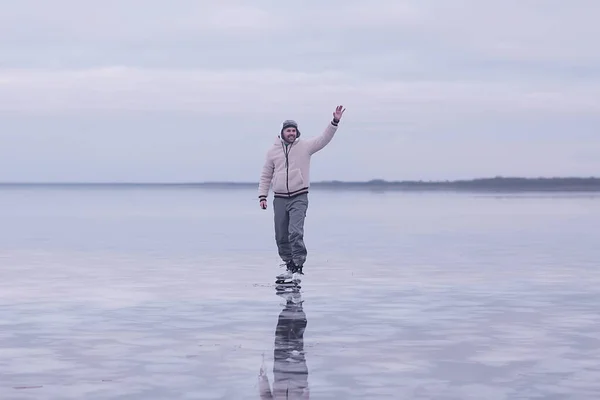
(0, 0), (599, 182)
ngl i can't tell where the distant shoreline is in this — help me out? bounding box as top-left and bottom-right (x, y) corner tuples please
(1, 177), (600, 192)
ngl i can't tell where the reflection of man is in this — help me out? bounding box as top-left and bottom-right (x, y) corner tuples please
(259, 291), (309, 399)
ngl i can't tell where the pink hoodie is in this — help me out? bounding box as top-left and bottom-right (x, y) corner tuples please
(258, 120), (339, 200)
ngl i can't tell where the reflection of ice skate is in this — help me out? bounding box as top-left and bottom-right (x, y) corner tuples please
(275, 289), (303, 304)
(275, 280), (301, 292)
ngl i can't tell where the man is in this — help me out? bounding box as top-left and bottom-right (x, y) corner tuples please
(258, 105), (345, 283)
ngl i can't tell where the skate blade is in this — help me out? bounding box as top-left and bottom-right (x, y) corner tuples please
(275, 282), (301, 291)
(275, 279), (301, 285)
(275, 280), (300, 286)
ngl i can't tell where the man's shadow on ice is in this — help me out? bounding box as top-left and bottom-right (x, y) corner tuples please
(258, 290), (309, 399)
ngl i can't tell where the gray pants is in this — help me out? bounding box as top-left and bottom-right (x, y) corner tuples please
(273, 194), (308, 266)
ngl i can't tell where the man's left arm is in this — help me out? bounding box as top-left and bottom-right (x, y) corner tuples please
(306, 105), (345, 155)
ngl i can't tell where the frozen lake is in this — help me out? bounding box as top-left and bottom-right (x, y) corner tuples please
(1, 186), (599, 399)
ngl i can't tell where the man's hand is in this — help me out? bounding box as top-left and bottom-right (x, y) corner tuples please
(260, 199), (267, 210)
(333, 105), (345, 122)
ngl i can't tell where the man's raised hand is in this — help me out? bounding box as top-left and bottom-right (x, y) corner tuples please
(333, 105), (345, 121)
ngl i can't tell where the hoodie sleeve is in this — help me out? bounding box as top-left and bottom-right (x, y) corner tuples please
(306, 120), (339, 155)
(258, 152), (274, 200)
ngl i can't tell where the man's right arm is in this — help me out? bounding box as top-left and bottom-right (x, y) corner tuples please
(258, 153), (274, 202)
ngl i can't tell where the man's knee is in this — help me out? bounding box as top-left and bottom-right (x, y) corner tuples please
(276, 230), (290, 243)
(289, 228), (304, 241)
(288, 218), (305, 238)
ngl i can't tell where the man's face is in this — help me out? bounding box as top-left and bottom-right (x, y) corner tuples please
(282, 127), (297, 143)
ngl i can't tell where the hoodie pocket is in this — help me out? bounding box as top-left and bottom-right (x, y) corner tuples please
(287, 168), (306, 192)
(273, 168), (305, 193)
(273, 171), (287, 193)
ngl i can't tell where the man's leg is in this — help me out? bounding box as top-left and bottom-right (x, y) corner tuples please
(273, 197), (292, 263)
(287, 194), (309, 268)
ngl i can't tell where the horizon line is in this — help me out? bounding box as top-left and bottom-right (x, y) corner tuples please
(1, 176), (599, 185)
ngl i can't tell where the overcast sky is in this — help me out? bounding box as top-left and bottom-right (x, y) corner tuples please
(0, 0), (598, 182)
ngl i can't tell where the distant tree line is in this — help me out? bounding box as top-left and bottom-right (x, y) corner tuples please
(2, 177), (599, 192)
(310, 177), (600, 192)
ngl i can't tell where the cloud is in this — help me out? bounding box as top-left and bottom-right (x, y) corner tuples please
(0, 0), (279, 41)
(0, 67), (598, 120)
(0, 0), (599, 181)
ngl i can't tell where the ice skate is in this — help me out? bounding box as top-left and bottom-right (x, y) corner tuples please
(291, 264), (303, 285)
(275, 260), (293, 281)
(275, 260), (302, 289)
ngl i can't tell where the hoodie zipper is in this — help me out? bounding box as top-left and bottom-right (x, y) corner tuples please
(281, 141), (293, 195)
